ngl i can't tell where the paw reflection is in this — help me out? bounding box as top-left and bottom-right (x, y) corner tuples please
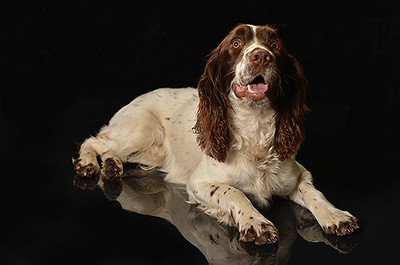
(73, 164), (359, 264)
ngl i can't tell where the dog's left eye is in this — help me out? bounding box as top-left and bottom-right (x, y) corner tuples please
(270, 41), (279, 50)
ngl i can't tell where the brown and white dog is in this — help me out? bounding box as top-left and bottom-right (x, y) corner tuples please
(73, 23), (359, 245)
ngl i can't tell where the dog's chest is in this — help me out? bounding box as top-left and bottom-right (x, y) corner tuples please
(228, 114), (297, 201)
(230, 151), (286, 199)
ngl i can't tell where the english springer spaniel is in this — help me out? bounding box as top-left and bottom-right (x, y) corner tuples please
(73, 23), (359, 245)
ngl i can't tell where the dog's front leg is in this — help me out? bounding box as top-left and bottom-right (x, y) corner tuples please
(187, 180), (279, 245)
(288, 162), (359, 236)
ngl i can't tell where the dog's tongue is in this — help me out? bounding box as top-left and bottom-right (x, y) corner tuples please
(234, 83), (269, 100)
(247, 83), (268, 93)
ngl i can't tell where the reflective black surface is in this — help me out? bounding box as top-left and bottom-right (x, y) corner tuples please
(72, 165), (359, 265)
(2, 0), (399, 264)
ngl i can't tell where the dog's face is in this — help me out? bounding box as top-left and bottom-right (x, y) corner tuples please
(227, 24), (286, 103)
(208, 24), (294, 106)
(195, 23), (309, 162)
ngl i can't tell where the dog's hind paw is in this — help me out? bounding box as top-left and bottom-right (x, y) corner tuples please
(72, 158), (100, 177)
(101, 157), (123, 180)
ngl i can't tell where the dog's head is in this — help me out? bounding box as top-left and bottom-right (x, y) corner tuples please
(194, 24), (309, 162)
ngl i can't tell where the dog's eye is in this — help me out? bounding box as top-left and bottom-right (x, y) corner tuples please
(270, 41), (279, 50)
(231, 39), (242, 49)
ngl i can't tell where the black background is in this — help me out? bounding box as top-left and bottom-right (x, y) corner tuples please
(1, 0), (399, 264)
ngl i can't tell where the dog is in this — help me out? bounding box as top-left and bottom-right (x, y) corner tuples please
(73, 23), (359, 245)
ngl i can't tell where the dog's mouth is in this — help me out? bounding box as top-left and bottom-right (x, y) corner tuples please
(233, 75), (269, 101)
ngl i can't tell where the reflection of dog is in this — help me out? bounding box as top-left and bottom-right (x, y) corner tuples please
(74, 167), (358, 265)
(73, 23), (359, 244)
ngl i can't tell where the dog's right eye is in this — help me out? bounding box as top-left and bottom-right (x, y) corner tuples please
(231, 39), (242, 49)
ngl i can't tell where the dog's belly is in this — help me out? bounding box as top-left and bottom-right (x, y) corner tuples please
(156, 89), (203, 184)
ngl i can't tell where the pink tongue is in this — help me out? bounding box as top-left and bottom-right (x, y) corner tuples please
(234, 83), (269, 100)
(247, 83), (268, 93)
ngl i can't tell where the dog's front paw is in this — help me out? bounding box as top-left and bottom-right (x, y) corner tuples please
(239, 221), (279, 245)
(321, 210), (359, 236)
(101, 157), (123, 180)
(72, 158), (100, 177)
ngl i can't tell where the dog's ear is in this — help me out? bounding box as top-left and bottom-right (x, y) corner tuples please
(274, 55), (310, 160)
(193, 47), (231, 163)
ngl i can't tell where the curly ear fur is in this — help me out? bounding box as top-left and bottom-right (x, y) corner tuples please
(193, 47), (231, 162)
(274, 55), (310, 160)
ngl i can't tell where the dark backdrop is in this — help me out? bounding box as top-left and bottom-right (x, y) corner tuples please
(1, 0), (399, 264)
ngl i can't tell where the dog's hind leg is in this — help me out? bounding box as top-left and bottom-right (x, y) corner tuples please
(73, 106), (167, 178)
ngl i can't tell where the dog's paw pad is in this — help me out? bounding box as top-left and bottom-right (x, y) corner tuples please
(101, 157), (123, 180)
(73, 159), (99, 177)
(240, 222), (279, 245)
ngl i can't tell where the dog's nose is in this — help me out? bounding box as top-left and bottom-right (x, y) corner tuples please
(249, 49), (270, 65)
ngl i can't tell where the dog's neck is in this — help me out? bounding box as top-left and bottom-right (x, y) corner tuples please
(228, 95), (277, 162)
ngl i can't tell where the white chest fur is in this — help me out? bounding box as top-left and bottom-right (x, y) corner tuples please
(218, 96), (299, 205)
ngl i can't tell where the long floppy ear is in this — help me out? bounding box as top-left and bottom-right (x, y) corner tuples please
(274, 55), (310, 160)
(193, 47), (231, 163)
